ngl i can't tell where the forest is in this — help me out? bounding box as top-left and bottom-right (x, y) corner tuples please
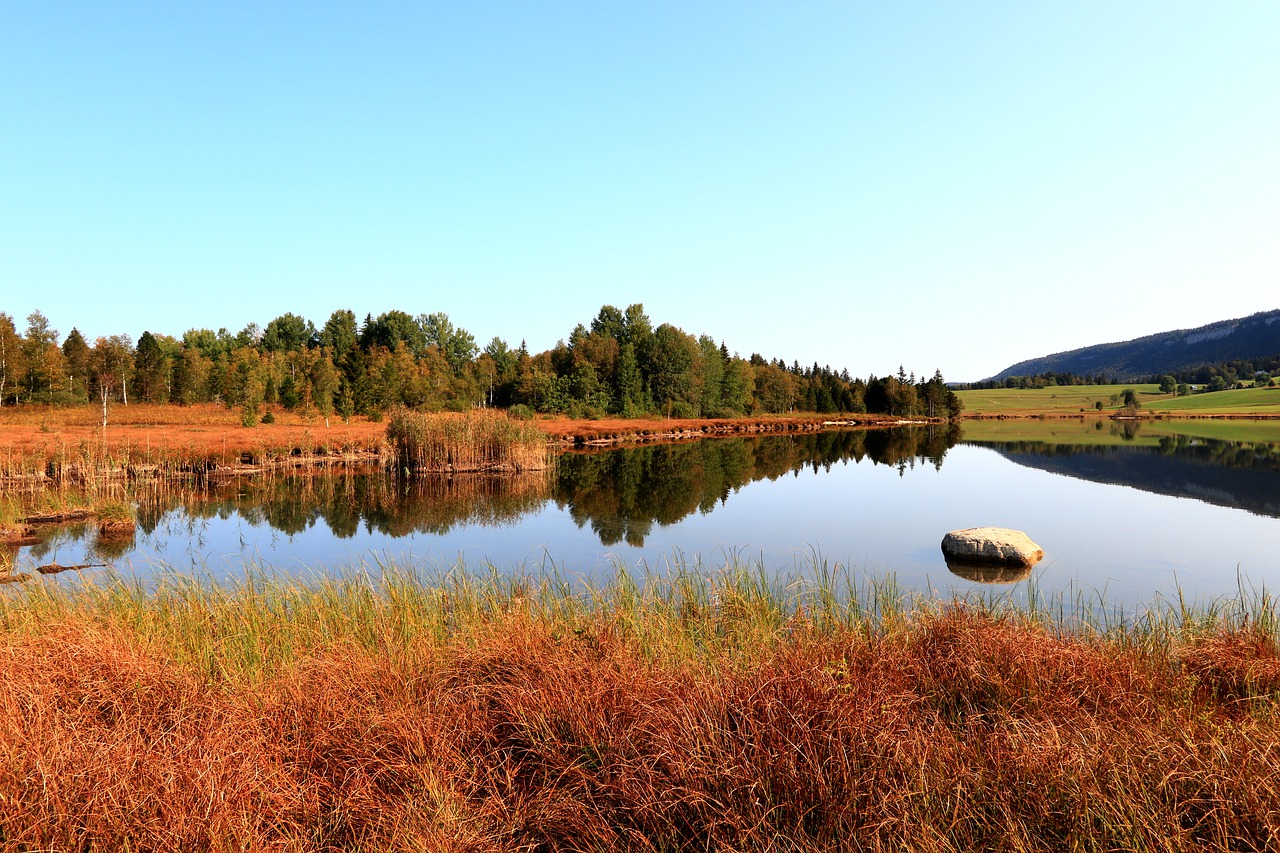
(0, 304), (962, 423)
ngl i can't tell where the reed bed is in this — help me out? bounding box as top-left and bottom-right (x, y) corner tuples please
(0, 403), (388, 486)
(0, 558), (1278, 851)
(0, 427), (385, 488)
(387, 408), (551, 473)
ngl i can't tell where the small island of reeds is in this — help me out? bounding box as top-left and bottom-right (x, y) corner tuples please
(387, 408), (551, 474)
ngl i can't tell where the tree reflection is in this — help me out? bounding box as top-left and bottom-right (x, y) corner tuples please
(554, 426), (960, 545)
(18, 426), (962, 562)
(134, 471), (553, 541)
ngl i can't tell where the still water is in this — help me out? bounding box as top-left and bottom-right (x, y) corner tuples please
(13, 421), (1280, 609)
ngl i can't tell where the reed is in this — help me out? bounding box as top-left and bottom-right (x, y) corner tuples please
(0, 403), (389, 486)
(0, 558), (1277, 851)
(387, 408), (551, 474)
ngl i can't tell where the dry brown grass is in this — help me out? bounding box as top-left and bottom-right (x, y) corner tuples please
(0, 403), (387, 483)
(0, 567), (1278, 851)
(0, 404), (913, 484)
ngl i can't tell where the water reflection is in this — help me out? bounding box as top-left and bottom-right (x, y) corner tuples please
(553, 426), (960, 546)
(15, 422), (1280, 562)
(968, 429), (1280, 519)
(135, 472), (554, 540)
(9, 426), (961, 564)
(944, 559), (1034, 584)
(9, 421), (1280, 603)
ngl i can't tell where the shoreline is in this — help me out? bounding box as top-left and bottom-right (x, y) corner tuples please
(2, 402), (1277, 487)
(0, 406), (934, 485)
(535, 412), (927, 449)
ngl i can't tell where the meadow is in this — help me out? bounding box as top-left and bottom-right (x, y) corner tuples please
(0, 560), (1278, 851)
(957, 384), (1280, 417)
(1152, 385), (1280, 413)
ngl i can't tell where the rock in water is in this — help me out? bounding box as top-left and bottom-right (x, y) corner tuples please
(941, 527), (1044, 567)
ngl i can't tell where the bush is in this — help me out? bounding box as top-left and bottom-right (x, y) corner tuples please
(668, 401), (698, 419)
(507, 404), (534, 421)
(260, 411), (275, 424)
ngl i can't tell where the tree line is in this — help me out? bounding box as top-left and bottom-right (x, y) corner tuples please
(0, 305), (962, 422)
(967, 356), (1280, 394)
(964, 372), (1120, 390)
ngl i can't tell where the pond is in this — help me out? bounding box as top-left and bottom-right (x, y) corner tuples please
(8, 419), (1280, 611)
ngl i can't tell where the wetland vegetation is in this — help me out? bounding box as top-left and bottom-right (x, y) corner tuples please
(2, 561), (1279, 851)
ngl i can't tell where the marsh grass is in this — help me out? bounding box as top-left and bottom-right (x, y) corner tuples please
(0, 404), (387, 486)
(387, 408), (551, 473)
(1, 558), (1278, 851)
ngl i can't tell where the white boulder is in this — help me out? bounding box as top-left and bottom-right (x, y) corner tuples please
(941, 527), (1044, 567)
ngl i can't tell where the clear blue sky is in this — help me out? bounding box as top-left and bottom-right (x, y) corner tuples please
(3, 2), (1277, 381)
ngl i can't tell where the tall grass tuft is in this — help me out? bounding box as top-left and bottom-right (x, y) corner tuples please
(1, 559), (1279, 850)
(387, 408), (551, 474)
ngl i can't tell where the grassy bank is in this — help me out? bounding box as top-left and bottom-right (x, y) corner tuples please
(1, 562), (1278, 851)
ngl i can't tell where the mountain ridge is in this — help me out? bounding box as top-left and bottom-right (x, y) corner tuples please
(990, 309), (1280, 382)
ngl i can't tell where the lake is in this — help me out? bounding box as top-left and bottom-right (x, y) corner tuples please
(10, 419), (1280, 611)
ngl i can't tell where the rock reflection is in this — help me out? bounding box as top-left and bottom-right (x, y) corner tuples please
(944, 558), (1034, 584)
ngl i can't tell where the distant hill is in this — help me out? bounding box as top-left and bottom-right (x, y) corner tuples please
(990, 309), (1280, 382)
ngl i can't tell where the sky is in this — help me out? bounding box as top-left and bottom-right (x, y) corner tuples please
(2, 2), (1278, 382)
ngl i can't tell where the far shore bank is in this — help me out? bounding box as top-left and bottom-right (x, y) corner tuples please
(535, 412), (921, 449)
(0, 405), (934, 485)
(3, 400), (1277, 488)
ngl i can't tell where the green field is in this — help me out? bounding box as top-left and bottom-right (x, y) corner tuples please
(957, 384), (1280, 416)
(1150, 386), (1280, 412)
(958, 418), (1162, 446)
(956, 384), (1164, 415)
